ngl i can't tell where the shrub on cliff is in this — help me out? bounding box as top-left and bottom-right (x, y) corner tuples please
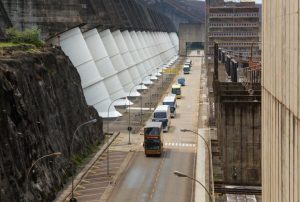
(5, 26), (43, 47)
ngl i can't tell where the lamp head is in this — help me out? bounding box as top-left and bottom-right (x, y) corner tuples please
(52, 152), (62, 157)
(174, 171), (187, 178)
(180, 129), (188, 132)
(89, 119), (97, 124)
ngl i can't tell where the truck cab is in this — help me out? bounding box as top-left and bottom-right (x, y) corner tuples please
(152, 105), (171, 132)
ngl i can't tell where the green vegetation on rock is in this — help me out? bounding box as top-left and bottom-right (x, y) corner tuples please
(5, 26), (44, 47)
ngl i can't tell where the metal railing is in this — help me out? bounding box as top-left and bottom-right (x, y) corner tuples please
(242, 67), (261, 84)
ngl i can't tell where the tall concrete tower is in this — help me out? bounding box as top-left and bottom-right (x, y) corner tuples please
(263, 0), (300, 201)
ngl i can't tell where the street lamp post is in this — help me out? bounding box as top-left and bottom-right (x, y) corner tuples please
(70, 119), (97, 201)
(140, 75), (152, 124)
(26, 152), (62, 202)
(156, 67), (161, 104)
(180, 128), (214, 201)
(174, 171), (213, 202)
(128, 84), (142, 144)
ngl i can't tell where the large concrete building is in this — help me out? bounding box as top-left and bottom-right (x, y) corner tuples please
(262, 0), (300, 201)
(178, 23), (205, 56)
(208, 1), (260, 60)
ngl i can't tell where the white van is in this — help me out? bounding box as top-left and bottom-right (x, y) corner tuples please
(163, 95), (177, 118)
(152, 105), (171, 132)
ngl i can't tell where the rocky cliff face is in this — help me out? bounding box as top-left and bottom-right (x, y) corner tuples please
(0, 46), (103, 201)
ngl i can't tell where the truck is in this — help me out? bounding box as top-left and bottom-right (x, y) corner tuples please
(152, 105), (171, 132)
(163, 94), (177, 118)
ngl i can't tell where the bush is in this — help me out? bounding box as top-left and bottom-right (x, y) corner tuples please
(5, 26), (43, 47)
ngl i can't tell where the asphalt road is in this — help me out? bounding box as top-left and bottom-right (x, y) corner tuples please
(107, 51), (204, 202)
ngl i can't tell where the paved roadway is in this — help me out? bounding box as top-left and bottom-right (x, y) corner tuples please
(107, 51), (204, 202)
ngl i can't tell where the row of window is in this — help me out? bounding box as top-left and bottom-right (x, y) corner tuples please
(210, 13), (258, 17)
(208, 42), (260, 46)
(209, 23), (259, 27)
(210, 32), (258, 37)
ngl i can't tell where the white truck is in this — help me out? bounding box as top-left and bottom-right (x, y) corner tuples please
(152, 105), (171, 132)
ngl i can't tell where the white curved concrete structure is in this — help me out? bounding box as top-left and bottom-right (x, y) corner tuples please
(144, 32), (169, 73)
(165, 32), (177, 60)
(48, 27), (121, 118)
(136, 31), (158, 80)
(134, 31), (153, 76)
(169, 32), (179, 52)
(83, 28), (133, 109)
(143, 31), (162, 71)
(149, 32), (165, 68)
(99, 29), (134, 106)
(111, 30), (142, 96)
(129, 31), (153, 85)
(146, 32), (164, 79)
(121, 30), (148, 90)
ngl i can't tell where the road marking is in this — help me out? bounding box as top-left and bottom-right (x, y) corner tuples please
(76, 186), (107, 192)
(163, 142), (196, 148)
(148, 149), (168, 202)
(88, 170), (96, 174)
(76, 185), (85, 189)
(73, 192), (101, 199)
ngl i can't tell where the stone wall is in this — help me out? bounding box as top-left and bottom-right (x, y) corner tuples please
(214, 82), (261, 185)
(0, 46), (103, 201)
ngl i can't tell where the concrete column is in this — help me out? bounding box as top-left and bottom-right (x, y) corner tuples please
(111, 30), (141, 97)
(121, 30), (148, 90)
(98, 29), (134, 106)
(137, 31), (158, 80)
(130, 31), (153, 85)
(135, 31), (153, 76)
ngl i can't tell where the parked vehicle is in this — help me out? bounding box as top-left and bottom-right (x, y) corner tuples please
(163, 94), (177, 118)
(171, 84), (182, 98)
(143, 121), (163, 157)
(152, 105), (171, 132)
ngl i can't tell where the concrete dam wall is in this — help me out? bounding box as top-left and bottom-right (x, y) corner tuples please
(0, 0), (176, 39)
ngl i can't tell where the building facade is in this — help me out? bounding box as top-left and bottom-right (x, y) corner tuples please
(262, 0), (300, 201)
(208, 1), (260, 61)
